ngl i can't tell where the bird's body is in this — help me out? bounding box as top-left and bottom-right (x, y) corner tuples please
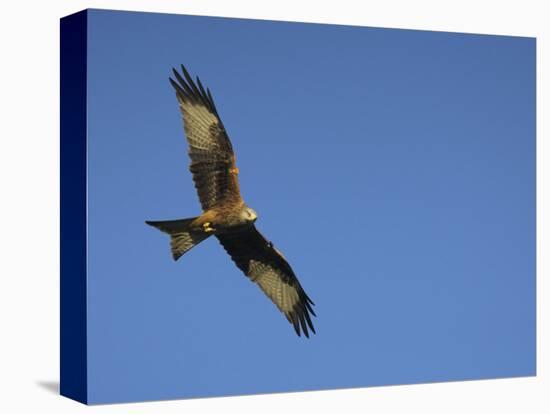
(146, 65), (316, 337)
(191, 201), (257, 234)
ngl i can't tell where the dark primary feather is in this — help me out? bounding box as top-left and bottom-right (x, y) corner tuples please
(217, 226), (316, 337)
(170, 65), (240, 211)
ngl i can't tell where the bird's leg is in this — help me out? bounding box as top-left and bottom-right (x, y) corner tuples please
(202, 222), (215, 233)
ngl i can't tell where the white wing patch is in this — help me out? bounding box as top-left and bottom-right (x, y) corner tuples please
(179, 101), (224, 154)
(250, 259), (300, 314)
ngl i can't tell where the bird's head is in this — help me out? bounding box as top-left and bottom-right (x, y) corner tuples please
(242, 206), (258, 223)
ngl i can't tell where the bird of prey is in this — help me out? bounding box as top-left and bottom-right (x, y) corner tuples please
(146, 65), (316, 337)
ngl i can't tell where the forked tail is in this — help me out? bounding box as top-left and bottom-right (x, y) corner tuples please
(145, 217), (210, 260)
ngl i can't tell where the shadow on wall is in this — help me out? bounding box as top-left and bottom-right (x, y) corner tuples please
(36, 381), (59, 395)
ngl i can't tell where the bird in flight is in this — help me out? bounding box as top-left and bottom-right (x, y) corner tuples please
(146, 65), (316, 337)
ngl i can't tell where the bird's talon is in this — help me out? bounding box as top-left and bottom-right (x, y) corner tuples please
(202, 222), (215, 232)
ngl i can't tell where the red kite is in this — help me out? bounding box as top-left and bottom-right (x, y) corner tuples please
(146, 66), (316, 337)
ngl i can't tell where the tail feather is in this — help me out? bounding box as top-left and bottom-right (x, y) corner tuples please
(146, 217), (210, 260)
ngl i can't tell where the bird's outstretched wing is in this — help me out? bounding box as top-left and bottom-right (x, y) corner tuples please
(169, 65), (242, 211)
(217, 226), (316, 337)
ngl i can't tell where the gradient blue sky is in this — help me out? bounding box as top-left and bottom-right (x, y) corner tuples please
(85, 9), (535, 404)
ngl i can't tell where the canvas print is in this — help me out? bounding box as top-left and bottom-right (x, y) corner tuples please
(60, 9), (536, 405)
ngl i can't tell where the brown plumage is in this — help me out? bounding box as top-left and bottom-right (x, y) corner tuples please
(146, 65), (316, 337)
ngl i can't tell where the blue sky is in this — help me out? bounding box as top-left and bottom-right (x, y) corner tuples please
(86, 9), (535, 404)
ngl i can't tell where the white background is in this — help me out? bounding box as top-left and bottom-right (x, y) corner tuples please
(0, 1), (547, 412)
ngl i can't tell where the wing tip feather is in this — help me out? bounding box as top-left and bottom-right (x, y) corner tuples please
(286, 293), (316, 338)
(170, 65), (216, 112)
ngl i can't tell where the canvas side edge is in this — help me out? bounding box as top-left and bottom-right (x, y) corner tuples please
(60, 9), (88, 405)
